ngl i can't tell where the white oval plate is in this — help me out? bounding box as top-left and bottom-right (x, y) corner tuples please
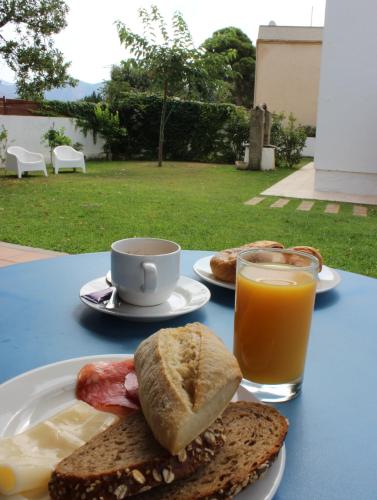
(193, 255), (341, 294)
(0, 354), (286, 500)
(79, 275), (210, 321)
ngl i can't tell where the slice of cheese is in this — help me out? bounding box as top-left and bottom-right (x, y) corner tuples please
(0, 401), (118, 496)
(1, 486), (49, 499)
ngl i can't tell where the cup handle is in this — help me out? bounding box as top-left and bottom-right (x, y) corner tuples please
(142, 262), (158, 292)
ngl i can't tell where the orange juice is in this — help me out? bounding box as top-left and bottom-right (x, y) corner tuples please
(234, 264), (316, 384)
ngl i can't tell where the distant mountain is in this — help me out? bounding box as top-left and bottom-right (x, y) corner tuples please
(45, 81), (104, 101)
(0, 81), (17, 98)
(0, 80), (104, 101)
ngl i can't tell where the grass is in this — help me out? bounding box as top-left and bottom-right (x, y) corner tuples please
(0, 160), (376, 278)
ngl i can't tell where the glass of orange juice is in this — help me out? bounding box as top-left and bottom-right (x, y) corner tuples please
(234, 248), (318, 402)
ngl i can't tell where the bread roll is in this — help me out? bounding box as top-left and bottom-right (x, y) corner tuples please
(134, 322), (242, 454)
(210, 240), (284, 283)
(289, 245), (323, 272)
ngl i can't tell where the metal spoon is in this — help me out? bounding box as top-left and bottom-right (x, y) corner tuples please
(105, 287), (119, 310)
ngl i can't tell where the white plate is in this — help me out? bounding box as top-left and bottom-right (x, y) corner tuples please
(193, 255), (341, 294)
(0, 354), (286, 500)
(79, 275), (211, 321)
(316, 264), (342, 293)
(193, 255), (236, 290)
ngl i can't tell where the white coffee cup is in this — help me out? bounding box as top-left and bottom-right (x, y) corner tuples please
(111, 237), (181, 306)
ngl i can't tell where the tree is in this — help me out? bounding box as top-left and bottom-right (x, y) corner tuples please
(203, 27), (256, 108)
(104, 56), (230, 106)
(0, 0), (77, 99)
(81, 90), (103, 103)
(102, 60), (152, 106)
(116, 5), (231, 166)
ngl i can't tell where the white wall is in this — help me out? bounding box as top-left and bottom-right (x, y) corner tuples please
(244, 137), (316, 163)
(0, 115), (105, 163)
(302, 137), (316, 157)
(314, 0), (377, 195)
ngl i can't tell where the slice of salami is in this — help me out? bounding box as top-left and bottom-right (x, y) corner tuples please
(76, 359), (140, 416)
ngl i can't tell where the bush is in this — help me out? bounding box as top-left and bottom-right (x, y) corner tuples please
(271, 113), (307, 168)
(225, 109), (250, 160)
(303, 125), (316, 137)
(0, 125), (8, 166)
(73, 142), (84, 151)
(41, 95), (250, 163)
(41, 124), (72, 164)
(76, 103), (127, 160)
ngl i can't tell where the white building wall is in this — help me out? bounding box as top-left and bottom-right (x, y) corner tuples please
(314, 0), (377, 195)
(302, 137), (316, 157)
(0, 115), (105, 163)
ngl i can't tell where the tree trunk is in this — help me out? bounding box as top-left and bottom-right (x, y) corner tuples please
(158, 81), (168, 167)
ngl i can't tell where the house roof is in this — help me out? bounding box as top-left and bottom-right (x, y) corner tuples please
(258, 25), (323, 43)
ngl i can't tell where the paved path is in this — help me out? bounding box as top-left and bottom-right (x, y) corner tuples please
(245, 165), (372, 217)
(0, 242), (67, 268)
(261, 163), (377, 205)
(244, 196), (369, 216)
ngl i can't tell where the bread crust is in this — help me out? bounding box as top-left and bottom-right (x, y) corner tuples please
(49, 412), (225, 499)
(134, 323), (242, 454)
(288, 245), (323, 272)
(134, 401), (289, 500)
(210, 241), (284, 283)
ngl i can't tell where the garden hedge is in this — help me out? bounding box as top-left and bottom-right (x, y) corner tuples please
(41, 95), (250, 163)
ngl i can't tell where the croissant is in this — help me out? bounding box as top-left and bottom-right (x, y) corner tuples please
(210, 240), (284, 283)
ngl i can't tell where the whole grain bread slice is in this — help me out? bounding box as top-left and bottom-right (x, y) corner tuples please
(48, 410), (225, 499)
(134, 401), (288, 499)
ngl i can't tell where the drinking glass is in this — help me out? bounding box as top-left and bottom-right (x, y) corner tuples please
(234, 248), (318, 402)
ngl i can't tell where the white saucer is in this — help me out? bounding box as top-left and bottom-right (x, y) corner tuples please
(193, 255), (342, 294)
(80, 275), (211, 321)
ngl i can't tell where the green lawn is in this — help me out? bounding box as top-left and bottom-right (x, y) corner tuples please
(1, 160), (376, 278)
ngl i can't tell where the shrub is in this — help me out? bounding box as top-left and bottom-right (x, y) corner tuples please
(41, 124), (72, 164)
(0, 125), (8, 166)
(77, 103), (127, 160)
(303, 125), (316, 137)
(271, 113), (307, 168)
(225, 109), (250, 160)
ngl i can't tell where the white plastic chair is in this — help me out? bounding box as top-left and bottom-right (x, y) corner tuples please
(52, 145), (86, 174)
(6, 146), (48, 178)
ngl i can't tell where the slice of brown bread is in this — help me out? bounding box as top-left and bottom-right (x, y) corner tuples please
(134, 401), (288, 500)
(48, 410), (225, 499)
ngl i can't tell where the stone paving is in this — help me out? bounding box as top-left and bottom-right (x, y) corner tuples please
(353, 205), (368, 217)
(270, 198), (290, 208)
(324, 203), (340, 214)
(244, 196), (264, 206)
(0, 242), (67, 268)
(297, 200), (315, 211)
(261, 162), (377, 205)
(244, 196), (369, 217)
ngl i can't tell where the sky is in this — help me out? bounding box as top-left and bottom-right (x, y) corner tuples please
(0, 0), (326, 84)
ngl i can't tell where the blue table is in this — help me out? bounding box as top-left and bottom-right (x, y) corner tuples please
(1, 250), (377, 500)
